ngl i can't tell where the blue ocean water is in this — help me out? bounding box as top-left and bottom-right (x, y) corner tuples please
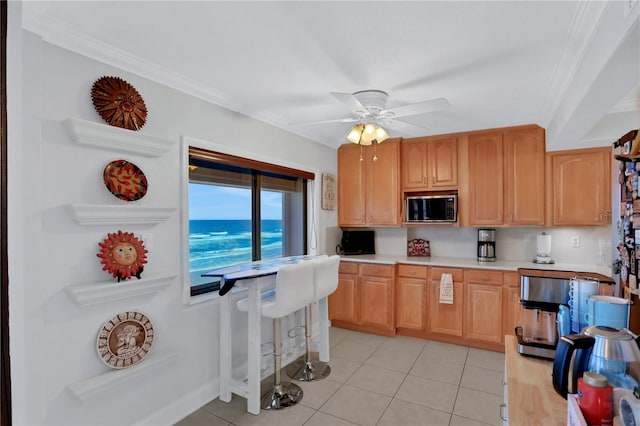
(189, 219), (283, 285)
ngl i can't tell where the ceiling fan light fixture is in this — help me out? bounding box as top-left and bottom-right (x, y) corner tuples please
(347, 122), (388, 145)
(347, 123), (365, 144)
(375, 126), (389, 143)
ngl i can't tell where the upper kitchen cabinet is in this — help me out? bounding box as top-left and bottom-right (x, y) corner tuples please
(546, 147), (611, 226)
(338, 139), (402, 227)
(461, 124), (545, 226)
(401, 136), (458, 192)
(503, 125), (545, 225)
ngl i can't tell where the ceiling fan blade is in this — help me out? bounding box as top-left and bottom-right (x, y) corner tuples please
(383, 119), (430, 135)
(290, 117), (359, 126)
(330, 92), (369, 115)
(381, 98), (450, 119)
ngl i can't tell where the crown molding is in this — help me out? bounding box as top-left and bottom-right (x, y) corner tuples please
(537, 1), (609, 127)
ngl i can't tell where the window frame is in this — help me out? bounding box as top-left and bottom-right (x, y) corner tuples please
(181, 137), (315, 304)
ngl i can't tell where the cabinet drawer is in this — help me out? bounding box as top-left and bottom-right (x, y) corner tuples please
(339, 262), (358, 274)
(359, 263), (394, 278)
(504, 271), (520, 287)
(431, 267), (463, 282)
(466, 269), (503, 285)
(397, 264), (428, 279)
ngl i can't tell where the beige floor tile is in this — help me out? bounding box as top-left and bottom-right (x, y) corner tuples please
(449, 414), (492, 426)
(323, 355), (361, 383)
(346, 364), (407, 397)
(330, 339), (379, 363)
(320, 383), (392, 425)
(377, 398), (451, 426)
(296, 378), (342, 409)
(329, 327), (351, 348)
(303, 411), (359, 426)
(201, 395), (248, 423)
(377, 335), (427, 356)
(174, 409), (230, 426)
(410, 353), (464, 385)
(233, 402), (316, 426)
(343, 328), (390, 347)
(395, 375), (459, 413)
(453, 387), (503, 426)
(465, 348), (505, 373)
(460, 365), (505, 396)
(365, 347), (420, 374)
(421, 341), (469, 365)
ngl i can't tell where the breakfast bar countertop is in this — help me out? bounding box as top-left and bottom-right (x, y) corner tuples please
(339, 254), (613, 280)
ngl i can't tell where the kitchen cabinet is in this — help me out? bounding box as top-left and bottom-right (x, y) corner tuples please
(503, 126), (545, 225)
(428, 267), (464, 336)
(328, 262), (395, 336)
(464, 269), (504, 344)
(337, 139), (401, 227)
(463, 125), (545, 226)
(502, 271), (523, 341)
(546, 147), (611, 226)
(395, 264), (428, 333)
(401, 136), (458, 192)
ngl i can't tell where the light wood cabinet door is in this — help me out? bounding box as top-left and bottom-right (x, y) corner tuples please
(465, 283), (503, 343)
(401, 136), (458, 192)
(337, 144), (366, 226)
(504, 126), (545, 225)
(329, 272), (358, 324)
(359, 275), (394, 331)
(402, 138), (429, 190)
(547, 147), (611, 226)
(503, 286), (523, 340)
(430, 136), (458, 188)
(396, 276), (427, 331)
(467, 131), (504, 225)
(366, 139), (401, 226)
(428, 268), (464, 337)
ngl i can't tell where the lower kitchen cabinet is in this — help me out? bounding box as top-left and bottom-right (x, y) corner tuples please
(396, 264), (428, 333)
(329, 261), (395, 336)
(503, 271), (522, 341)
(464, 269), (504, 344)
(428, 267), (464, 336)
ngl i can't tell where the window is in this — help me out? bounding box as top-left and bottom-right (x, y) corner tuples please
(188, 147), (312, 296)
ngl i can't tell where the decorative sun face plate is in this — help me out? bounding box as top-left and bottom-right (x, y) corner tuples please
(97, 231), (148, 281)
(96, 311), (154, 369)
(91, 76), (148, 130)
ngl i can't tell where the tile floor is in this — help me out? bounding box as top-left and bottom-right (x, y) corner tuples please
(175, 327), (505, 426)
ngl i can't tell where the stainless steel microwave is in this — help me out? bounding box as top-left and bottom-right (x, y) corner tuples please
(405, 194), (457, 223)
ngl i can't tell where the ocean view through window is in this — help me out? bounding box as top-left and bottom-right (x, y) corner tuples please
(188, 147), (311, 296)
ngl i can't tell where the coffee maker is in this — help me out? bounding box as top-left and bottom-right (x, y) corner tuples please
(477, 229), (496, 262)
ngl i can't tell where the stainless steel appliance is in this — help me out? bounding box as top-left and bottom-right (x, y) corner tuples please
(516, 272), (571, 359)
(552, 326), (640, 398)
(477, 228), (496, 262)
(405, 194), (457, 223)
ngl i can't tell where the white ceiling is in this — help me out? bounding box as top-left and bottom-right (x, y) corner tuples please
(21, 1), (640, 150)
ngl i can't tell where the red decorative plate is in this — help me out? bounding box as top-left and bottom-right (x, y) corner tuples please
(408, 239), (431, 257)
(103, 160), (148, 202)
(91, 76), (147, 130)
(96, 311), (154, 369)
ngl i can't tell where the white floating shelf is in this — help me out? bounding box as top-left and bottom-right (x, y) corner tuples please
(68, 204), (176, 226)
(67, 349), (179, 401)
(65, 117), (175, 157)
(66, 274), (176, 306)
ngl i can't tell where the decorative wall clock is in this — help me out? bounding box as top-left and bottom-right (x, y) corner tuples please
(103, 159), (148, 202)
(97, 231), (148, 282)
(96, 311), (154, 369)
(91, 76), (148, 130)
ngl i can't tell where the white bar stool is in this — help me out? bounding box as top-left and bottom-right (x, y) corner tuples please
(287, 255), (340, 382)
(237, 261), (315, 410)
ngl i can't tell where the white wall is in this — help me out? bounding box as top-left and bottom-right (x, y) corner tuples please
(7, 15), (337, 426)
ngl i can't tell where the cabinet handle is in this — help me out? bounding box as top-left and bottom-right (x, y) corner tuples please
(500, 403), (507, 422)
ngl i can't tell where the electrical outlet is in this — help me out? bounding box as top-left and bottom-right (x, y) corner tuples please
(571, 236), (580, 248)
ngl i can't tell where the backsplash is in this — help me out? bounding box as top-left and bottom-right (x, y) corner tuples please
(326, 225), (613, 266)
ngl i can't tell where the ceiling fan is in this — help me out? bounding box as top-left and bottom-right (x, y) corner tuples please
(295, 89), (451, 135)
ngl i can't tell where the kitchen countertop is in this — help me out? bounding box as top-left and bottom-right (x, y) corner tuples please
(339, 254), (613, 279)
(505, 335), (567, 425)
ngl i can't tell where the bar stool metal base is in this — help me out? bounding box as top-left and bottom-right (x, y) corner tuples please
(286, 356), (331, 382)
(260, 382), (303, 410)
